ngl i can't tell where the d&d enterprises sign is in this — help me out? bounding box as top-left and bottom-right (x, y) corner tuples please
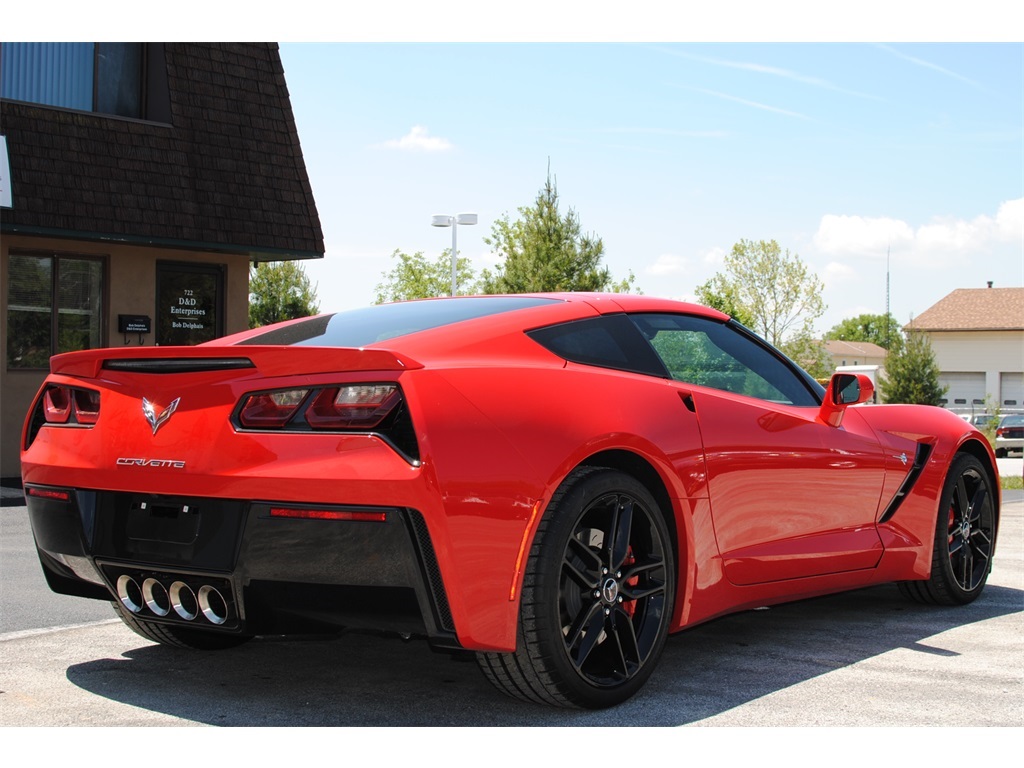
(156, 263), (224, 346)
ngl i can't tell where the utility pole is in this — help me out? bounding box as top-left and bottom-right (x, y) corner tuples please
(885, 244), (891, 350)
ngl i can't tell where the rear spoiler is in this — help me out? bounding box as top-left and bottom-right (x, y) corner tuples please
(49, 345), (423, 379)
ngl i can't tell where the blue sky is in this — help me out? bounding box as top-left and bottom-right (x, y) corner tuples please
(277, 40), (1022, 335)
(11, 5), (1023, 338)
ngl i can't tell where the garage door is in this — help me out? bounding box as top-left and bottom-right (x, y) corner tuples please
(941, 372), (986, 410)
(1001, 372), (1024, 408)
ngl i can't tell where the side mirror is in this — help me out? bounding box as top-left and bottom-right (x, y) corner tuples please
(818, 373), (875, 427)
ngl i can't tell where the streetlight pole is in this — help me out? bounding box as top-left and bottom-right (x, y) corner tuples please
(431, 212), (477, 296)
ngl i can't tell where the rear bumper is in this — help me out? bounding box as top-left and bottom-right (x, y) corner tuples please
(994, 435), (1024, 454)
(26, 484), (459, 648)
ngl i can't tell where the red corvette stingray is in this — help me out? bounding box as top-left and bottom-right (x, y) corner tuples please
(21, 293), (1000, 708)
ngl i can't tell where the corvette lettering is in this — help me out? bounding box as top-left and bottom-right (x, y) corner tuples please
(116, 458), (186, 469)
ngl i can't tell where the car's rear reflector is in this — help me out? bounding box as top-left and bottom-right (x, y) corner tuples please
(27, 487), (71, 502)
(269, 507), (387, 522)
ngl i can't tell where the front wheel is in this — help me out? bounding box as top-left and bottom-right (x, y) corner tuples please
(899, 453), (997, 606)
(478, 467), (675, 709)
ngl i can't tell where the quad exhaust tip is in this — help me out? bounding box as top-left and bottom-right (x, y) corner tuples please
(116, 574), (229, 625)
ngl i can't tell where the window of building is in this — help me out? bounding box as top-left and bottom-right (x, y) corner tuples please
(1, 43), (143, 118)
(6, 253), (105, 369)
(156, 262), (225, 346)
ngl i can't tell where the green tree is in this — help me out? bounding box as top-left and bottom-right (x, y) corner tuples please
(879, 331), (947, 405)
(696, 239), (825, 346)
(827, 312), (905, 354)
(248, 261), (320, 329)
(479, 168), (637, 294)
(374, 249), (478, 303)
(784, 335), (835, 381)
(695, 239), (828, 375)
(693, 284), (755, 328)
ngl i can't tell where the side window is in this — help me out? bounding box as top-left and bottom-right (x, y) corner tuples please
(527, 314), (668, 377)
(630, 314), (818, 406)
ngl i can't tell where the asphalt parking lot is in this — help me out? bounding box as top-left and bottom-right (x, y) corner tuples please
(1, 491), (1021, 729)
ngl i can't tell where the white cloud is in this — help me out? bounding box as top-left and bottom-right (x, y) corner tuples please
(645, 253), (689, 276)
(702, 246), (727, 266)
(916, 216), (991, 253)
(812, 198), (1024, 261)
(813, 215), (914, 255)
(996, 198), (1024, 241)
(823, 261), (857, 283)
(380, 125), (452, 152)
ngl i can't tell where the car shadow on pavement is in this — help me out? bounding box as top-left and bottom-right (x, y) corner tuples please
(63, 581), (1023, 727)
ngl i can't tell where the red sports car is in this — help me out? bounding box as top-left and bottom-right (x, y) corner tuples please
(21, 293), (1000, 709)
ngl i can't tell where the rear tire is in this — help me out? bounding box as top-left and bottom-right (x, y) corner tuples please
(112, 601), (252, 650)
(899, 453), (997, 606)
(478, 467), (675, 709)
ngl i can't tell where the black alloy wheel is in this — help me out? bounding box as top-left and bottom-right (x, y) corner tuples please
(478, 467), (675, 709)
(944, 460), (996, 594)
(899, 453), (998, 606)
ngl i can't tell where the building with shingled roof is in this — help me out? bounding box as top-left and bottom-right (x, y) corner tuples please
(825, 339), (888, 369)
(905, 285), (1024, 414)
(1, 43), (324, 478)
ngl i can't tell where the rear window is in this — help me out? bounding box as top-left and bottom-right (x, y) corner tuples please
(239, 296), (558, 347)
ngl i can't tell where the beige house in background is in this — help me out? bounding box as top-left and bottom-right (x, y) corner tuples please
(825, 340), (888, 369)
(906, 286), (1024, 414)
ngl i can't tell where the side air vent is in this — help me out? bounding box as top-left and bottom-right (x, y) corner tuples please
(879, 443), (934, 524)
(103, 358), (255, 374)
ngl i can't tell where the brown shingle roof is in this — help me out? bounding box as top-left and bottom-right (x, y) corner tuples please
(1, 43), (323, 261)
(824, 340), (888, 357)
(906, 287), (1024, 332)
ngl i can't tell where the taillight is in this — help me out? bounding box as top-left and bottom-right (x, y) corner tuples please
(233, 382), (418, 463)
(306, 384), (400, 429)
(25, 384), (102, 450)
(43, 387), (72, 423)
(42, 385), (100, 425)
(237, 389), (310, 428)
(73, 388), (101, 424)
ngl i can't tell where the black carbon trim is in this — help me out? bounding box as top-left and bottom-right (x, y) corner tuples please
(404, 509), (455, 633)
(103, 358), (254, 373)
(879, 443), (933, 524)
